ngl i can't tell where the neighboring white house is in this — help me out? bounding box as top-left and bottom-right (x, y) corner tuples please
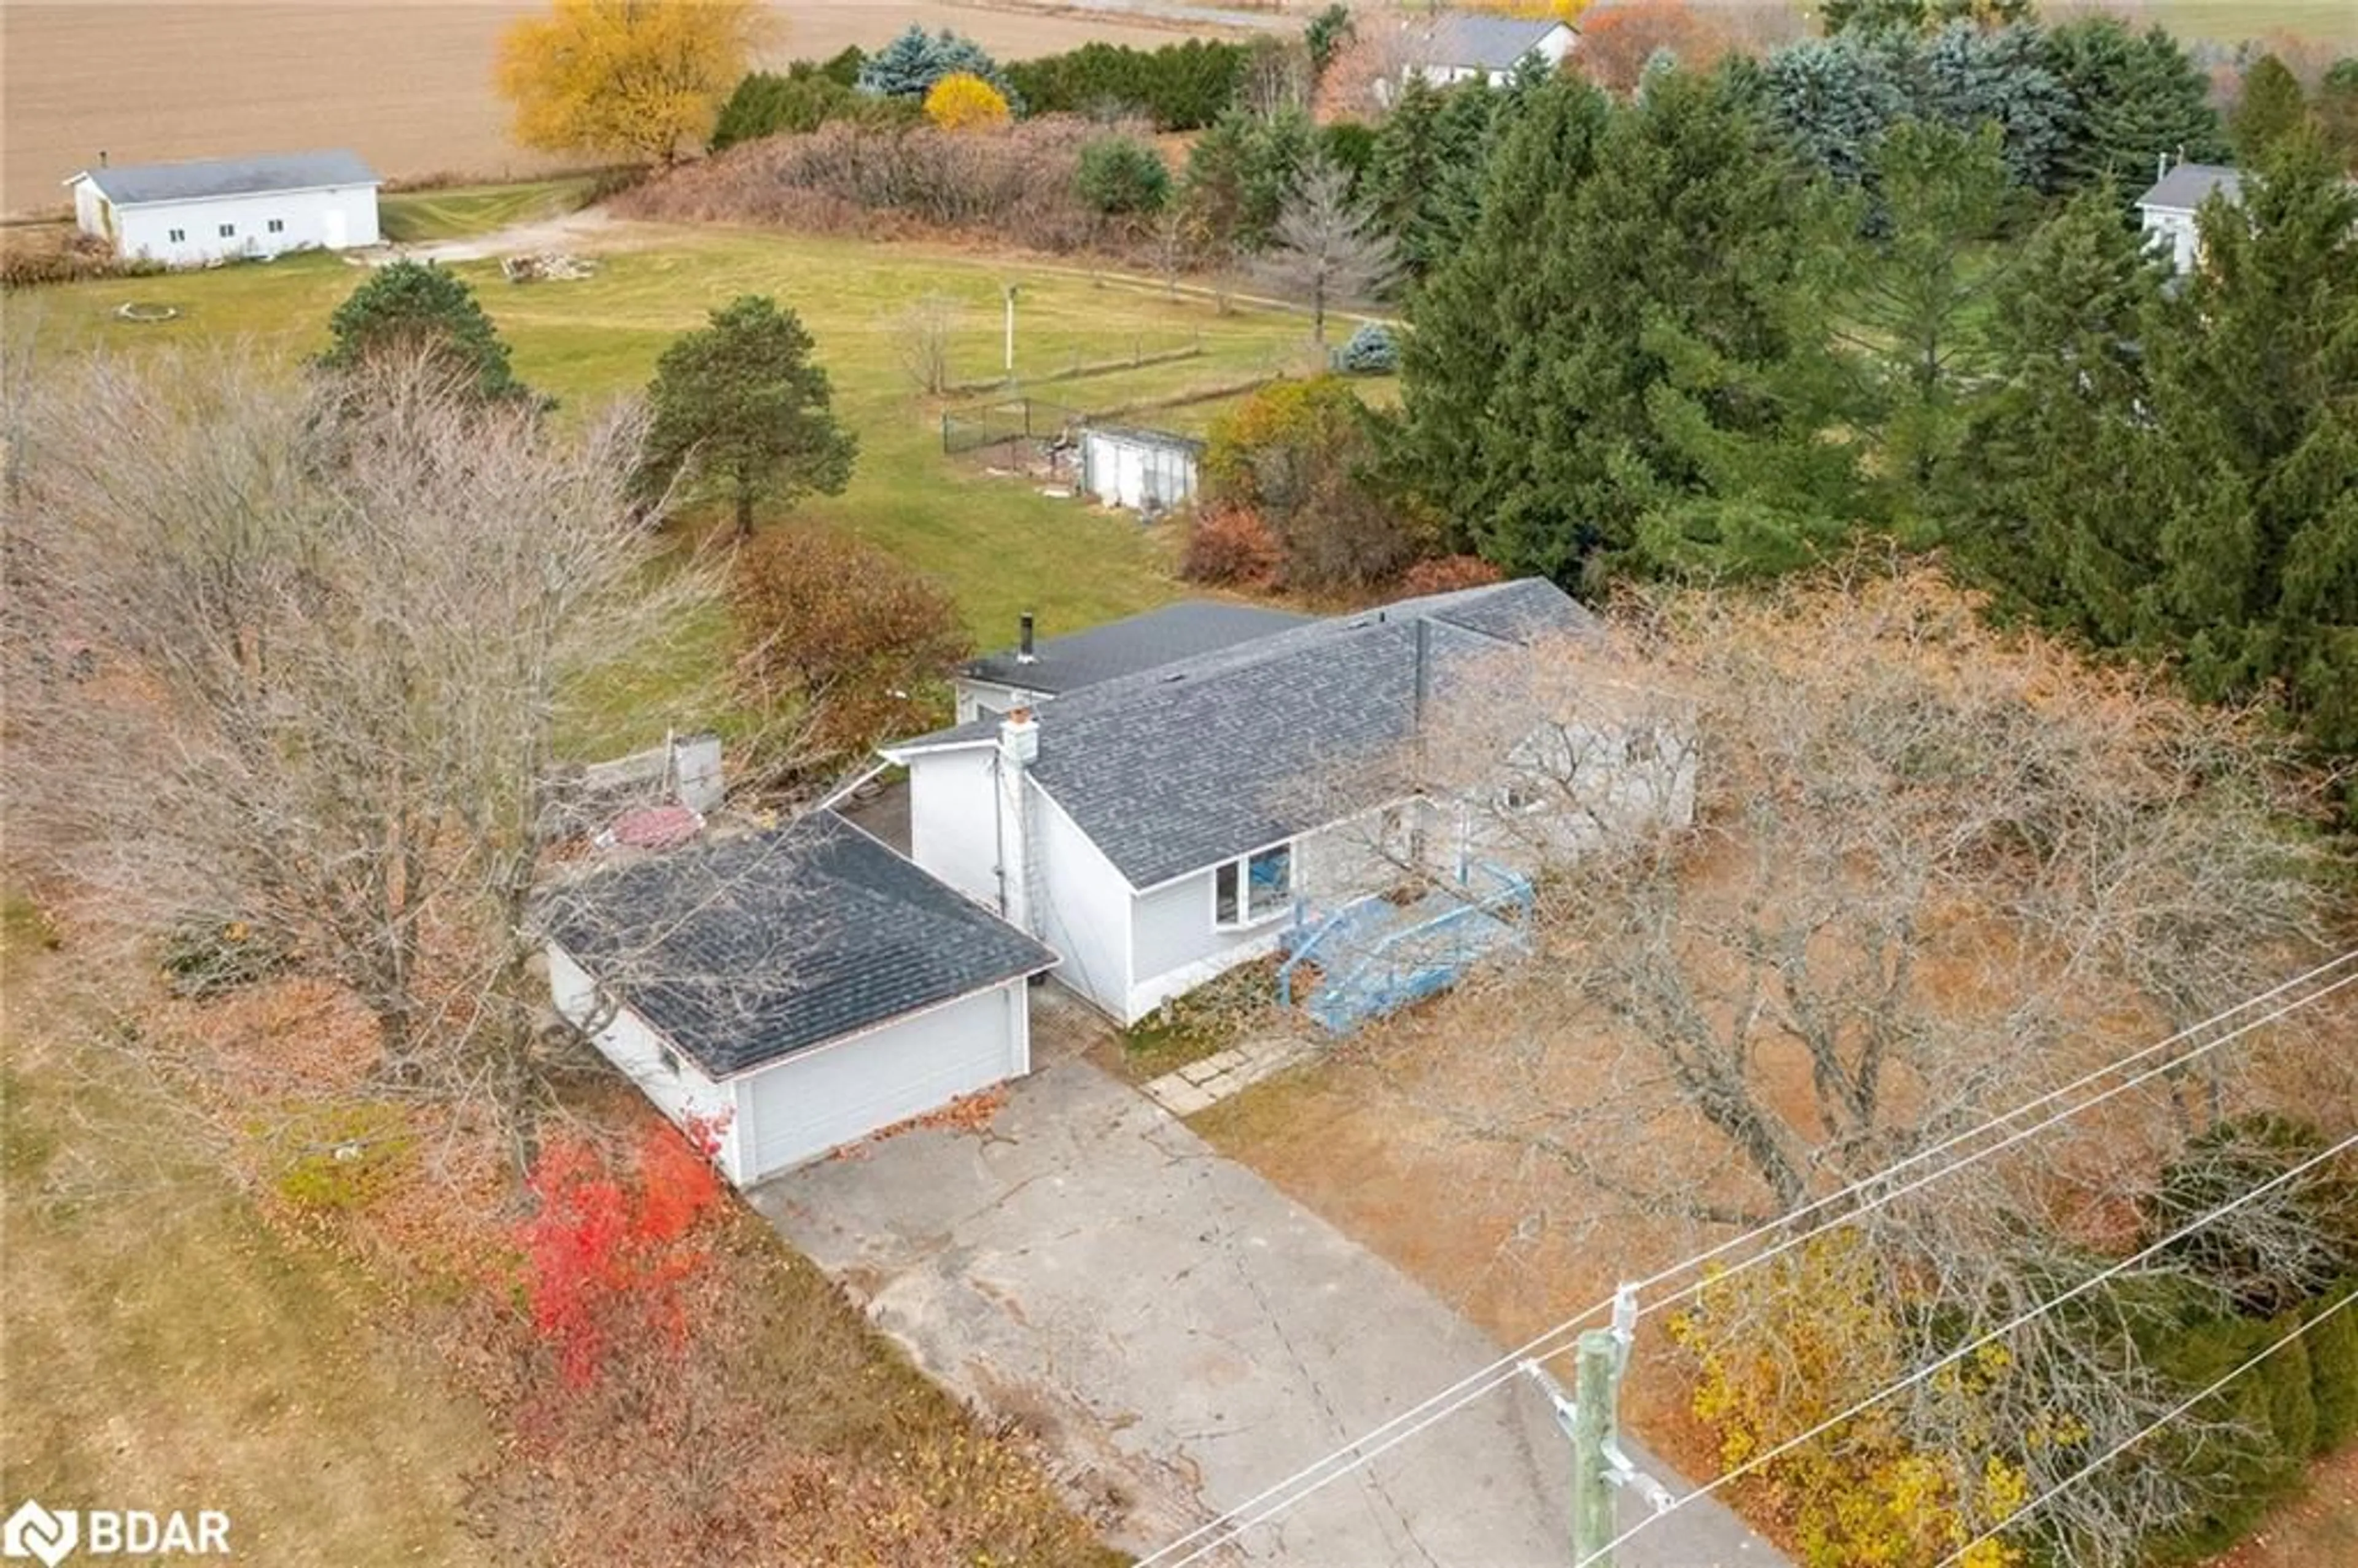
(952, 601), (1310, 723)
(546, 811), (1056, 1187)
(1079, 424), (1203, 514)
(1403, 15), (1577, 89)
(2135, 160), (2241, 274)
(64, 149), (381, 266)
(886, 578), (1691, 1026)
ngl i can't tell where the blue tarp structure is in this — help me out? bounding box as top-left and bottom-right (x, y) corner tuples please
(1277, 864), (1535, 1034)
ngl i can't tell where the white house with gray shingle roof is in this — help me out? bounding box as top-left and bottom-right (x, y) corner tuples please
(2136, 160), (2242, 274)
(1404, 15), (1576, 89)
(65, 149), (380, 266)
(885, 578), (1684, 1025)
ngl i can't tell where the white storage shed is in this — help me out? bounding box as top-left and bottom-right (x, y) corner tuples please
(1079, 424), (1203, 515)
(65, 149), (381, 266)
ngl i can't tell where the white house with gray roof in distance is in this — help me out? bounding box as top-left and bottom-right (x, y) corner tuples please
(65, 149), (380, 266)
(1403, 14), (1578, 89)
(887, 578), (1692, 1027)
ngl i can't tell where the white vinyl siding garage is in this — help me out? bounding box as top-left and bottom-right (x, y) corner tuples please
(739, 982), (1027, 1179)
(549, 812), (1057, 1190)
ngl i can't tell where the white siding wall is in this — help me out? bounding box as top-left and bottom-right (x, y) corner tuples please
(1127, 864), (1290, 1022)
(1030, 787), (1134, 1017)
(952, 678), (1042, 725)
(99, 184), (380, 265)
(548, 942), (747, 1184)
(904, 746), (1004, 910)
(2142, 207), (2200, 273)
(736, 981), (1027, 1181)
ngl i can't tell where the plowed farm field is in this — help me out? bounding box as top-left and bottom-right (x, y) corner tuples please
(0, 0), (1219, 217)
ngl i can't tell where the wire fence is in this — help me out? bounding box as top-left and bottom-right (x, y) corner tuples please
(940, 396), (1088, 457)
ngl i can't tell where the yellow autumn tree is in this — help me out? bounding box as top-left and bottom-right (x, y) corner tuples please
(495, 0), (768, 165)
(924, 72), (1011, 133)
(1458, 0), (1593, 24)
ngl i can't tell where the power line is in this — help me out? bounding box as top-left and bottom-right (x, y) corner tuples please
(1926, 1284), (2358, 1568)
(1134, 952), (2356, 1567)
(1573, 1127), (2358, 1567)
(1628, 960), (2358, 1325)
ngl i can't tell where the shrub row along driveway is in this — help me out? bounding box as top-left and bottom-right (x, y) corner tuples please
(753, 1011), (1782, 1565)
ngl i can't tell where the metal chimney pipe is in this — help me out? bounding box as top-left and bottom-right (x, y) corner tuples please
(1017, 612), (1036, 664)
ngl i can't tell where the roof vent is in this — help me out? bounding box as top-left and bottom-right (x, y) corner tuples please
(1016, 612), (1037, 665)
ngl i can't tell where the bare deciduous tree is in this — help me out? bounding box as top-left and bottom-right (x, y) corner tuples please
(4, 347), (723, 1107)
(889, 292), (958, 397)
(1309, 570), (2333, 1231)
(1253, 158), (1399, 344)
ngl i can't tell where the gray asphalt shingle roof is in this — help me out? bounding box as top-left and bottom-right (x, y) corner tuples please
(547, 812), (1056, 1079)
(965, 600), (1312, 694)
(1428, 15), (1566, 71)
(898, 578), (1597, 889)
(73, 149), (380, 207)
(2136, 163), (2242, 213)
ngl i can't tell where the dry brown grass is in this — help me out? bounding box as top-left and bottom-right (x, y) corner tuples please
(0, 1), (1231, 218)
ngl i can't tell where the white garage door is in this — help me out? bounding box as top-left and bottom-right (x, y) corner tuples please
(739, 984), (1024, 1181)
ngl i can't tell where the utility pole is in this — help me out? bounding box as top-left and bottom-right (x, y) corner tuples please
(1003, 283), (1019, 384)
(1571, 1330), (1619, 1563)
(1523, 1285), (1676, 1567)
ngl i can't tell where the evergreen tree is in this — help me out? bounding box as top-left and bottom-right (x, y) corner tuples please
(2042, 19), (2224, 195)
(2142, 135), (2358, 751)
(1369, 77), (1501, 279)
(1765, 33), (1912, 185)
(1402, 68), (1861, 583)
(317, 260), (534, 405)
(2319, 58), (2358, 171)
(1399, 76), (1609, 575)
(2232, 53), (2311, 163)
(1956, 185), (2169, 638)
(1840, 119), (2013, 512)
(1179, 106), (1317, 253)
(855, 25), (1013, 102)
(639, 296), (857, 538)
(1920, 21), (2071, 191)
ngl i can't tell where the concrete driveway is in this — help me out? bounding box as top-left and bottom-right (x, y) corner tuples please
(752, 1014), (1779, 1566)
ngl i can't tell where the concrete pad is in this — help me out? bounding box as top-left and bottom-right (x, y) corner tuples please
(1151, 1079), (1215, 1117)
(753, 1057), (1784, 1566)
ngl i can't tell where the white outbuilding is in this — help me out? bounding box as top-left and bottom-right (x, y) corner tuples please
(546, 811), (1057, 1189)
(1079, 423), (1203, 515)
(64, 149), (381, 266)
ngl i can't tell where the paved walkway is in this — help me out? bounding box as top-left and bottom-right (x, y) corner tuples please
(753, 1042), (1785, 1566)
(1141, 1032), (1317, 1116)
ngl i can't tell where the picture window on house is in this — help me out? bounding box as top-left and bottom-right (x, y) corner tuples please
(1214, 843), (1291, 929)
(167, 227), (186, 243)
(218, 222), (235, 238)
(267, 218), (284, 234)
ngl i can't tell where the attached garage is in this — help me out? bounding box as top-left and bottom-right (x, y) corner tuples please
(547, 811), (1056, 1188)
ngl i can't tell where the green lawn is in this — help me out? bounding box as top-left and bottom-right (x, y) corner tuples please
(26, 223), (1320, 754)
(378, 175), (606, 243)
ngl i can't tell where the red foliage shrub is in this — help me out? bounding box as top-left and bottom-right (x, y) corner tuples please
(519, 1116), (726, 1389)
(1574, 0), (1790, 96)
(1181, 505), (1282, 588)
(1399, 554), (1506, 596)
